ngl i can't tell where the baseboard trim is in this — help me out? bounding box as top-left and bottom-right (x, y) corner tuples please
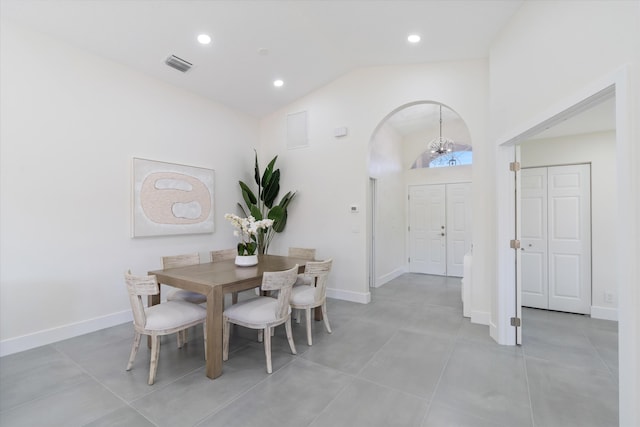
(0, 310), (133, 357)
(471, 310), (491, 326)
(326, 288), (371, 304)
(489, 321), (499, 343)
(591, 305), (618, 321)
(375, 268), (406, 288)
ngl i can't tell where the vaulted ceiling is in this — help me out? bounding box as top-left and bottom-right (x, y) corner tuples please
(1, 0), (523, 118)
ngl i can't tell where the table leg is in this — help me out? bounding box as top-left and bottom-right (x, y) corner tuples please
(205, 287), (224, 379)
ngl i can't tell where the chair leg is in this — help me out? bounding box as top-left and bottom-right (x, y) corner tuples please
(177, 330), (183, 349)
(149, 335), (160, 385)
(305, 308), (313, 346)
(295, 309), (301, 324)
(223, 319), (230, 361)
(285, 318), (297, 355)
(126, 332), (141, 371)
(258, 329), (263, 343)
(321, 303), (332, 333)
(264, 327), (272, 374)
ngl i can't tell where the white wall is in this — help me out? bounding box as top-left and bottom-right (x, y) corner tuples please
(259, 60), (489, 313)
(489, 1), (640, 424)
(521, 131), (617, 319)
(370, 124), (405, 286)
(0, 22), (258, 354)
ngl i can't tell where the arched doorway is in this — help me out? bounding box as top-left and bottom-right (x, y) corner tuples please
(368, 101), (473, 288)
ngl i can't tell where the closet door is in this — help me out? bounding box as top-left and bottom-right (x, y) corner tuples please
(547, 164), (591, 314)
(521, 168), (549, 309)
(521, 164), (591, 314)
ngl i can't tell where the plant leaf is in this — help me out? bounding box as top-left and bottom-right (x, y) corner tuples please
(250, 204), (263, 220)
(253, 150), (261, 188)
(239, 181), (257, 206)
(268, 205), (287, 232)
(262, 169), (280, 208)
(278, 191), (296, 209)
(261, 157), (275, 189)
(236, 202), (248, 218)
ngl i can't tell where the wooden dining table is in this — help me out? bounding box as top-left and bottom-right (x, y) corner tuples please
(148, 254), (307, 380)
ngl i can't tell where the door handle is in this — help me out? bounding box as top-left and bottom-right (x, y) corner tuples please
(441, 233), (445, 236)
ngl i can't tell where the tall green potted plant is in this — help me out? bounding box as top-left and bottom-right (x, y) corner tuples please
(237, 151), (296, 254)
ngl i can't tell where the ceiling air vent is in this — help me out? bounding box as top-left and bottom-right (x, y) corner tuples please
(165, 55), (193, 73)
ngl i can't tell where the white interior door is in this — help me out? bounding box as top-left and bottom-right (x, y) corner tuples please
(547, 164), (591, 314)
(446, 183), (472, 277)
(521, 164), (591, 314)
(521, 168), (549, 309)
(409, 185), (446, 275)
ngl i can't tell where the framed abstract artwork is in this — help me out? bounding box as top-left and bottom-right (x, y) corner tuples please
(132, 158), (214, 237)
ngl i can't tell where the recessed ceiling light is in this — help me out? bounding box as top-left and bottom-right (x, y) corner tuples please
(273, 79), (284, 87)
(197, 34), (211, 45)
(407, 34), (421, 44)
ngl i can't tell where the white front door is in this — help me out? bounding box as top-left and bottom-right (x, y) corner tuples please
(521, 164), (591, 314)
(409, 183), (471, 276)
(409, 185), (446, 275)
(446, 183), (473, 277)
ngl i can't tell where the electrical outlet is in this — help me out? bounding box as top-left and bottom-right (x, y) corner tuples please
(604, 292), (614, 303)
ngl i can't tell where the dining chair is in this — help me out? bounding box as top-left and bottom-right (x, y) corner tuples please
(124, 270), (207, 385)
(210, 248), (237, 262)
(210, 248), (241, 304)
(288, 247), (316, 260)
(164, 253), (206, 304)
(222, 265), (299, 374)
(290, 259), (333, 346)
(288, 247), (316, 286)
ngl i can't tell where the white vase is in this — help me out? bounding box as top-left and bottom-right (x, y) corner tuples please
(235, 254), (258, 267)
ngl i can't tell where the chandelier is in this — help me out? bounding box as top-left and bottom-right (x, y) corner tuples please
(429, 105), (454, 157)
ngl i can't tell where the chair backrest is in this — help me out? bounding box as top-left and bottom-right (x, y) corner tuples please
(210, 248), (236, 262)
(304, 259), (333, 302)
(124, 270), (159, 328)
(261, 265), (299, 319)
(161, 253), (200, 269)
(288, 247), (316, 261)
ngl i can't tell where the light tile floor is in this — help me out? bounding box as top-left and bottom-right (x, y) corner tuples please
(0, 274), (618, 426)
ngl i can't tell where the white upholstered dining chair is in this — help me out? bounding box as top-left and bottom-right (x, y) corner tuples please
(288, 247), (316, 261)
(288, 247), (316, 287)
(290, 259), (333, 346)
(164, 253), (207, 304)
(222, 265), (299, 374)
(210, 248), (241, 304)
(124, 271), (207, 385)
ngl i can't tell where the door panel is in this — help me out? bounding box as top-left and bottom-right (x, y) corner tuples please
(521, 168), (548, 309)
(409, 185), (446, 274)
(446, 183), (472, 277)
(547, 164), (591, 314)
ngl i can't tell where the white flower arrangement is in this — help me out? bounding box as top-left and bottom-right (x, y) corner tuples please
(224, 213), (274, 256)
